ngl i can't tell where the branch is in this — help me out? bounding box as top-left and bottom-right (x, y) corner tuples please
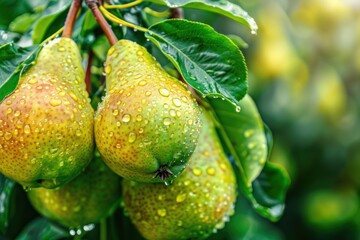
(62, 0), (82, 38)
(86, 0), (118, 45)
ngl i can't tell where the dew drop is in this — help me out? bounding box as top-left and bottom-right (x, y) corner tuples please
(75, 129), (82, 137)
(163, 118), (171, 126)
(14, 110), (21, 117)
(4, 132), (12, 140)
(136, 114), (143, 122)
(128, 132), (136, 143)
(116, 143), (121, 149)
(50, 98), (62, 107)
(28, 78), (37, 84)
(5, 100), (12, 105)
(247, 142), (256, 149)
(6, 108), (12, 114)
(192, 167), (202, 176)
(219, 163), (227, 171)
(138, 80), (147, 86)
(122, 114), (131, 123)
(137, 50), (144, 56)
(172, 98), (181, 107)
(108, 47), (115, 55)
(112, 109), (119, 116)
(24, 125), (31, 134)
(138, 128), (144, 134)
(105, 65), (112, 74)
(58, 46), (66, 52)
(69, 92), (78, 101)
(206, 167), (216, 176)
(159, 88), (170, 97)
(145, 91), (152, 97)
(235, 106), (241, 112)
(176, 193), (186, 203)
(116, 121), (121, 127)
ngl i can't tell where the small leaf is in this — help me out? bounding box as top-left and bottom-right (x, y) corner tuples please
(9, 13), (40, 34)
(250, 162), (291, 221)
(145, 0), (257, 33)
(210, 94), (290, 221)
(210, 94), (267, 184)
(0, 42), (42, 102)
(146, 19), (247, 106)
(0, 174), (16, 234)
(16, 217), (69, 240)
(32, 0), (71, 44)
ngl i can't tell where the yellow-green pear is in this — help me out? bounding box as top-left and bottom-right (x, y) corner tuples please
(122, 109), (237, 240)
(27, 151), (121, 228)
(0, 37), (94, 188)
(95, 40), (202, 183)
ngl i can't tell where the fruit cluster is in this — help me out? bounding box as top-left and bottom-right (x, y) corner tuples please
(0, 0), (241, 239)
(0, 22), (237, 240)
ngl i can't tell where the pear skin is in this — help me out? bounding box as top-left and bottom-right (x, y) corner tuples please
(27, 151), (121, 228)
(122, 109), (237, 240)
(0, 37), (94, 189)
(95, 40), (202, 183)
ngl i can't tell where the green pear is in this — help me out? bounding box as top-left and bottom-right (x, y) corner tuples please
(122, 109), (237, 240)
(95, 40), (202, 183)
(0, 37), (94, 189)
(27, 150), (121, 229)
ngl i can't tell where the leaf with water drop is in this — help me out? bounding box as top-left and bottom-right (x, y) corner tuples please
(0, 174), (16, 234)
(209, 94), (289, 221)
(0, 42), (42, 102)
(210, 94), (267, 184)
(144, 0), (257, 33)
(146, 19), (248, 106)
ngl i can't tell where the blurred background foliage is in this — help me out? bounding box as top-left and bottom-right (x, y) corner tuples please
(204, 0), (360, 239)
(1, 0), (360, 239)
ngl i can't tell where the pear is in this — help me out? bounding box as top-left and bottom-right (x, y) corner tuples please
(95, 40), (201, 183)
(122, 109), (237, 240)
(0, 37), (94, 189)
(27, 150), (121, 229)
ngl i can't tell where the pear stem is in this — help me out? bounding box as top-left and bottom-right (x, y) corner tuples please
(86, 0), (118, 46)
(62, 0), (82, 38)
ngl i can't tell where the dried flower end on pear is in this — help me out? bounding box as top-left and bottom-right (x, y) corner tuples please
(122, 109), (237, 240)
(27, 151), (121, 229)
(95, 40), (202, 183)
(0, 37), (94, 189)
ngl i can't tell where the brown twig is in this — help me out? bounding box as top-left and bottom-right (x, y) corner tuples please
(86, 0), (118, 45)
(169, 8), (183, 19)
(62, 0), (82, 38)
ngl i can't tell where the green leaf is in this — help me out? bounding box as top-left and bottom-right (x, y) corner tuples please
(146, 19), (247, 106)
(0, 174), (16, 234)
(32, 0), (71, 44)
(145, 0), (257, 33)
(251, 162), (291, 221)
(15, 217), (69, 240)
(0, 42), (42, 102)
(9, 13), (40, 33)
(210, 94), (267, 184)
(210, 94), (289, 221)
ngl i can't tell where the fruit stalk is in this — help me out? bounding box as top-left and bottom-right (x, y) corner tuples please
(86, 0), (118, 45)
(62, 0), (82, 38)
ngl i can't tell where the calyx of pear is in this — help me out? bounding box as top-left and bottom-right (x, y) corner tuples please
(95, 40), (202, 183)
(27, 150), (121, 228)
(122, 109), (237, 240)
(0, 37), (94, 189)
